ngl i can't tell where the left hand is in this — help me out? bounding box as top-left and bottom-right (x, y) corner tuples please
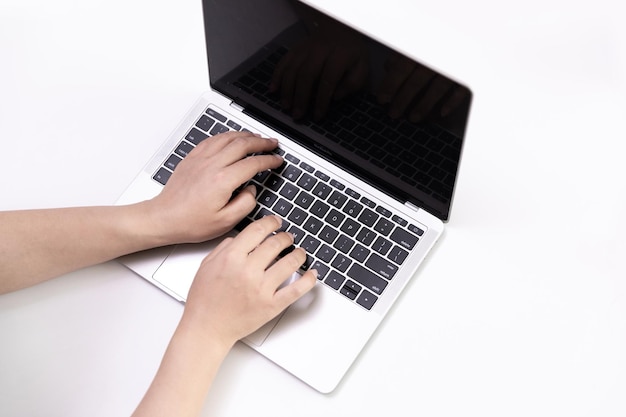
(143, 131), (283, 245)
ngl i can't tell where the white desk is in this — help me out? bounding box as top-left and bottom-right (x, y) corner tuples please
(2, 0), (625, 415)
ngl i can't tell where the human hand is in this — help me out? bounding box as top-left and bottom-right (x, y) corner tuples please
(377, 53), (469, 122)
(270, 27), (369, 120)
(182, 215), (318, 345)
(144, 131), (283, 245)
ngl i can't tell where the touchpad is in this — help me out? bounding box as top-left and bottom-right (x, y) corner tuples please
(152, 240), (222, 300)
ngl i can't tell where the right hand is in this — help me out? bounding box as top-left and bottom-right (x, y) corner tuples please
(182, 215), (318, 346)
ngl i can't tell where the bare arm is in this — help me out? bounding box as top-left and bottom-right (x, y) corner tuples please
(1, 130), (317, 416)
(132, 216), (317, 417)
(0, 131), (283, 294)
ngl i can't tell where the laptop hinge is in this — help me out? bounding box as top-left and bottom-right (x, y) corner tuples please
(404, 201), (421, 212)
(229, 101), (245, 112)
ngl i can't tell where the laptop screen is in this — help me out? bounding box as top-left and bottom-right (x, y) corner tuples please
(202, 0), (472, 221)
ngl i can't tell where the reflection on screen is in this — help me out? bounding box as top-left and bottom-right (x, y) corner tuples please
(203, 0), (471, 221)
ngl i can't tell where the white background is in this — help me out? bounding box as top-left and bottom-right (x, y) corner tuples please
(1, 0), (625, 416)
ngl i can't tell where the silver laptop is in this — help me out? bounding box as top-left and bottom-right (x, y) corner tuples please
(116, 0), (472, 393)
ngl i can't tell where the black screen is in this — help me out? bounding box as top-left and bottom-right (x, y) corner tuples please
(202, 0), (472, 221)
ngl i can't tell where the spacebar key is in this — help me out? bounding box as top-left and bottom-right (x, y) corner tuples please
(347, 264), (388, 295)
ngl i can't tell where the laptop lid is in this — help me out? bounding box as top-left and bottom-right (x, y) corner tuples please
(202, 0), (472, 221)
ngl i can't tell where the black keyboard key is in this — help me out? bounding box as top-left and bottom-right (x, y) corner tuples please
(196, 115), (215, 132)
(226, 120), (242, 130)
(349, 244), (370, 263)
(294, 191), (314, 209)
(392, 214), (408, 227)
(333, 234), (355, 254)
(356, 291), (378, 310)
(310, 200), (330, 218)
(303, 216), (324, 235)
(253, 170), (271, 183)
(287, 225), (305, 244)
(340, 285), (359, 300)
(325, 270), (345, 290)
(342, 200), (363, 218)
(372, 236), (393, 256)
(312, 182), (332, 199)
(314, 171), (330, 182)
(297, 173), (317, 191)
(175, 141), (194, 158)
(360, 196), (376, 208)
(254, 207), (273, 220)
(279, 182), (299, 200)
(325, 209), (345, 227)
(284, 153), (300, 164)
(273, 198), (293, 217)
(265, 174), (284, 191)
(301, 254), (314, 271)
(287, 206), (307, 225)
(408, 224), (425, 236)
(210, 123), (229, 136)
(374, 218), (394, 236)
(330, 179), (345, 190)
(344, 280), (362, 294)
(283, 165), (302, 182)
(301, 235), (321, 254)
(388, 246), (409, 265)
(348, 264), (387, 295)
(366, 253), (398, 280)
(164, 154), (182, 171)
(319, 225), (339, 244)
(153, 168), (172, 185)
(316, 244), (336, 263)
(300, 162), (315, 173)
(206, 108), (227, 123)
(259, 190), (278, 208)
(331, 254), (352, 273)
(345, 188), (361, 199)
(186, 128), (209, 145)
(375, 206), (392, 218)
(358, 208), (379, 227)
(356, 227), (376, 246)
(328, 191), (348, 208)
(390, 228), (419, 250)
(340, 218), (360, 237)
(311, 261), (330, 280)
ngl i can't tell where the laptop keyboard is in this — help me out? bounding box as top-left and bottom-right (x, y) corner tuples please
(153, 107), (425, 311)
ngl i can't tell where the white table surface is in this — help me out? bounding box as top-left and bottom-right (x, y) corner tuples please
(1, 0), (625, 416)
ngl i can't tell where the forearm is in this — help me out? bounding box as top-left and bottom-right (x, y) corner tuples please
(0, 202), (166, 294)
(131, 316), (234, 417)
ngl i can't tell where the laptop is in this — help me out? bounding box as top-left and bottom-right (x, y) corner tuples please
(116, 0), (472, 393)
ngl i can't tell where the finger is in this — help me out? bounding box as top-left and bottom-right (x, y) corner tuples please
(200, 235), (234, 264)
(233, 215), (283, 254)
(221, 153), (283, 191)
(192, 130), (256, 156)
(248, 231), (295, 268)
(273, 269), (318, 308)
(264, 247), (307, 287)
(217, 184), (258, 224)
(218, 136), (279, 164)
